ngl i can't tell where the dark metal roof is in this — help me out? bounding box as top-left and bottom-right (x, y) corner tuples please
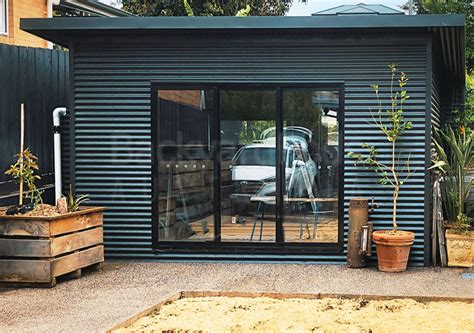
(20, 15), (465, 81)
(21, 14), (463, 33)
(313, 3), (404, 16)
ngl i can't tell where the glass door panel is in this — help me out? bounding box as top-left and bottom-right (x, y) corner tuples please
(220, 90), (277, 242)
(157, 89), (215, 241)
(282, 89), (339, 243)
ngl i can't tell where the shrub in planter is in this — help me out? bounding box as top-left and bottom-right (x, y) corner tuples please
(0, 107), (104, 287)
(4, 148), (43, 214)
(349, 64), (415, 272)
(432, 124), (474, 267)
(1, 151), (104, 286)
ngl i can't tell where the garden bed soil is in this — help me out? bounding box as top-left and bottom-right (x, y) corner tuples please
(113, 296), (474, 332)
(374, 229), (414, 237)
(0, 204), (60, 217)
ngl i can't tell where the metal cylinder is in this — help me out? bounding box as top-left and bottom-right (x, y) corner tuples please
(347, 198), (369, 268)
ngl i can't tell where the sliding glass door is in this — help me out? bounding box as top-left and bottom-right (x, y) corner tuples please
(281, 89), (340, 243)
(220, 90), (276, 243)
(153, 84), (342, 252)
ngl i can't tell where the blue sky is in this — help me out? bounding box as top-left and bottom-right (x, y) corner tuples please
(287, 0), (406, 16)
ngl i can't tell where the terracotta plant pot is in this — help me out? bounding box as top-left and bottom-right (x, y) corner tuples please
(445, 230), (474, 268)
(372, 230), (415, 272)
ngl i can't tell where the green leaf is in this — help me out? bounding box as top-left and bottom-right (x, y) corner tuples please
(236, 5), (251, 16)
(183, 0), (194, 16)
(428, 160), (446, 171)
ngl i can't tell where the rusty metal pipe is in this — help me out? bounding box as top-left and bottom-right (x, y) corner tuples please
(347, 198), (369, 268)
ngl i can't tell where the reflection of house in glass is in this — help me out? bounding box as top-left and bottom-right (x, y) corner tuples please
(21, 8), (464, 265)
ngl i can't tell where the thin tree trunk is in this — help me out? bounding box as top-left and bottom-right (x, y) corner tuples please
(393, 187), (399, 230)
(392, 140), (399, 231)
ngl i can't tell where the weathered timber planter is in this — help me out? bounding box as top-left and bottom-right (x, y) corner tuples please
(445, 230), (474, 268)
(0, 207), (105, 287)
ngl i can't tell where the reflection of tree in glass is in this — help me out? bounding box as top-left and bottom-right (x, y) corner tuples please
(326, 123), (338, 146)
(283, 90), (339, 197)
(238, 120), (275, 144)
(221, 90), (276, 144)
(284, 91), (324, 150)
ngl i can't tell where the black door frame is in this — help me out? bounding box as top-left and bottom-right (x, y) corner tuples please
(151, 82), (345, 255)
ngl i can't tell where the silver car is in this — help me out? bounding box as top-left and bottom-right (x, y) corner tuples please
(231, 127), (318, 197)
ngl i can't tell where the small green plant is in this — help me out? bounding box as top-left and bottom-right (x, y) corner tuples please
(5, 148), (43, 206)
(348, 64), (413, 231)
(67, 185), (90, 212)
(449, 213), (472, 234)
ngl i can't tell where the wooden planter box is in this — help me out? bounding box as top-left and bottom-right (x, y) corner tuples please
(0, 207), (105, 287)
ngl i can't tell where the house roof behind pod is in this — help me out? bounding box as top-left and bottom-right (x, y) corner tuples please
(313, 3), (404, 16)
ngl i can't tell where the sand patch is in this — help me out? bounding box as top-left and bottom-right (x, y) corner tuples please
(113, 296), (474, 332)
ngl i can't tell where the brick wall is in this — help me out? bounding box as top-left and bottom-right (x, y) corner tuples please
(0, 0), (48, 48)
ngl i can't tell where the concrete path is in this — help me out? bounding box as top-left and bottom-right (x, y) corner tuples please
(0, 262), (473, 332)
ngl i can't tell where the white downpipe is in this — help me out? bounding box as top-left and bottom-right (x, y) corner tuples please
(53, 107), (67, 204)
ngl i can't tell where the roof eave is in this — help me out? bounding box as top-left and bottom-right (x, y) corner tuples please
(21, 14), (465, 34)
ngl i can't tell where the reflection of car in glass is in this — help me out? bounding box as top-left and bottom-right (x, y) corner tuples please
(231, 127), (318, 206)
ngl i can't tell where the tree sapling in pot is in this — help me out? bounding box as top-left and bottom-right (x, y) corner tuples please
(348, 64), (415, 272)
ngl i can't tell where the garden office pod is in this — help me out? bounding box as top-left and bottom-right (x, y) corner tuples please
(21, 13), (464, 266)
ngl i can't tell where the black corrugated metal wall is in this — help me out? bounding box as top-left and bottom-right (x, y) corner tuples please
(0, 44), (69, 205)
(71, 32), (431, 265)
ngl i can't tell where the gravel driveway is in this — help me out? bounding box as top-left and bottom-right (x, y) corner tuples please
(0, 261), (472, 332)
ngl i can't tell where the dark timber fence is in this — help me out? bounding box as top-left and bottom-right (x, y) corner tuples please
(0, 44), (69, 206)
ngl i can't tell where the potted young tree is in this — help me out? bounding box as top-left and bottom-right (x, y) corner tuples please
(349, 64), (415, 272)
(432, 125), (473, 267)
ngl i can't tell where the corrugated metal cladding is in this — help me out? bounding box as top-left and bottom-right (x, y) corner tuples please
(72, 32), (430, 265)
